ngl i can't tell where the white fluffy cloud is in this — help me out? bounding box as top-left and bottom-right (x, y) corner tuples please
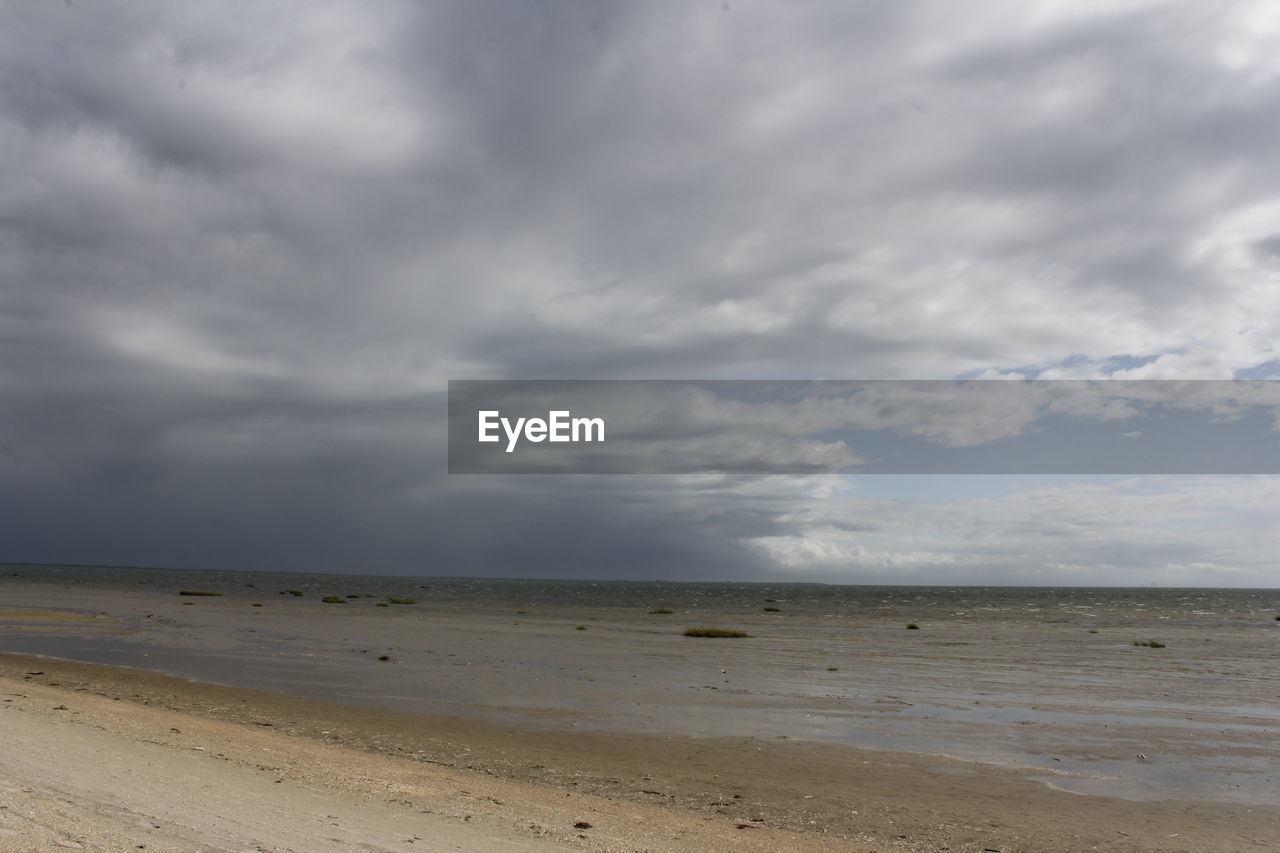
(744, 477), (1280, 585)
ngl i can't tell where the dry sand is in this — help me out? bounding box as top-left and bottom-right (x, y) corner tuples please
(2, 653), (1276, 852)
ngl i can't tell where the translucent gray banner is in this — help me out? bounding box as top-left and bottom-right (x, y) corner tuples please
(447, 380), (1280, 474)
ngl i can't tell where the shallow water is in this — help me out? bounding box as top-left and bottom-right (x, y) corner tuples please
(2, 563), (1277, 806)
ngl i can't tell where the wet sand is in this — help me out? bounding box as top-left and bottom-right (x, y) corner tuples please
(1, 574), (1278, 850)
(3, 654), (1278, 852)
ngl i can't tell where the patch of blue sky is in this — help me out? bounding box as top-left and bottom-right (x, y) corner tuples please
(1100, 353), (1161, 374)
(1235, 359), (1280, 379)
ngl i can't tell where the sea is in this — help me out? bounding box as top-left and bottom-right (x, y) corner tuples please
(2, 563), (1277, 805)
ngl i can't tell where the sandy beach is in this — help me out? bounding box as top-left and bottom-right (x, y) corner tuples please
(2, 570), (1278, 851)
(3, 653), (1277, 852)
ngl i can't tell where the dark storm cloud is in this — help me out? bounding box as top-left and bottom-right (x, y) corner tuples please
(2, 1), (1279, 583)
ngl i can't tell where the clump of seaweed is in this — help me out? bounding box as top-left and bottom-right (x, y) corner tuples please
(179, 590), (222, 597)
(683, 627), (751, 638)
(375, 602), (389, 607)
(1133, 639), (1166, 648)
(321, 596), (347, 604)
(575, 624), (588, 630)
(762, 606), (782, 612)
(387, 597), (416, 605)
(906, 623), (920, 629)
(649, 607), (675, 614)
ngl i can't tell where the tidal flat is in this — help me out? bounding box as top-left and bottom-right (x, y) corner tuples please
(1, 565), (1277, 851)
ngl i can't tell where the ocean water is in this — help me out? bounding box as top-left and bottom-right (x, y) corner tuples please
(2, 563), (1278, 805)
(5, 562), (1278, 621)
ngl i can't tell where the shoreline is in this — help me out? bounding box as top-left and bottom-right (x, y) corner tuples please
(2, 652), (1277, 852)
(2, 580), (1276, 808)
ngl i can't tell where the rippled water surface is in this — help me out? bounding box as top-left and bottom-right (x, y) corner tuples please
(3, 563), (1277, 805)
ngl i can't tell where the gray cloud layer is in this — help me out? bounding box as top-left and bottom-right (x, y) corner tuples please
(3, 1), (1279, 584)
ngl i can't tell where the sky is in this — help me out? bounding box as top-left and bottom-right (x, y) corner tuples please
(2, 1), (1279, 586)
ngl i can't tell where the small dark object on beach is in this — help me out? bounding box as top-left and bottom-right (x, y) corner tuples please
(826, 666), (839, 671)
(285, 589), (304, 596)
(378, 654), (391, 661)
(574, 821), (592, 829)
(322, 596), (347, 604)
(376, 602), (389, 607)
(1133, 639), (1166, 647)
(575, 624), (587, 630)
(764, 598), (777, 602)
(906, 623), (920, 629)
(649, 608), (675, 614)
(251, 603), (263, 607)
(387, 597), (416, 605)
(179, 590), (222, 596)
(762, 606), (781, 612)
(684, 627), (751, 638)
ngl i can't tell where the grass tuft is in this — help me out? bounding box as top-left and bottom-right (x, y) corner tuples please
(321, 596), (347, 604)
(1133, 639), (1166, 648)
(683, 626), (751, 638)
(387, 597), (416, 605)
